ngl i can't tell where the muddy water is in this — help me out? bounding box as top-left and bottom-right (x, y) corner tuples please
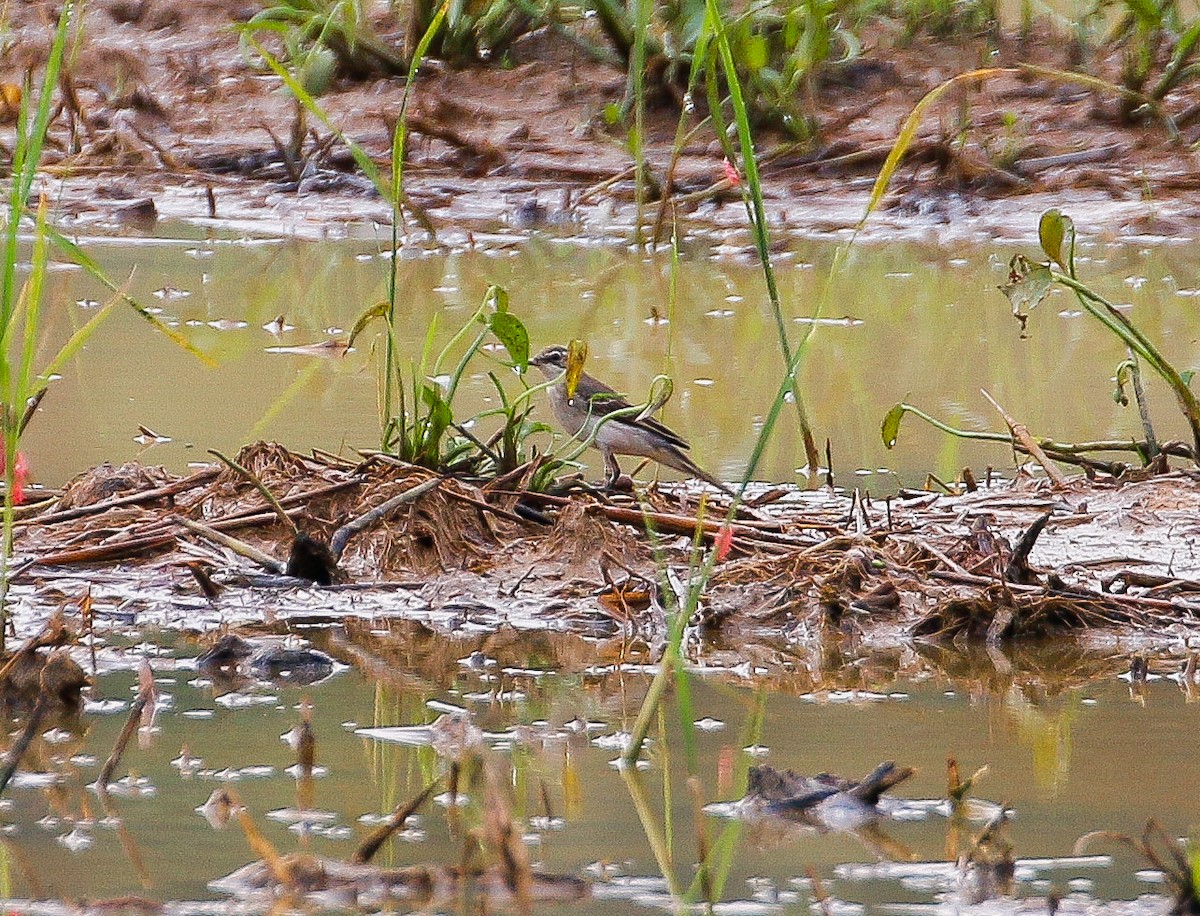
(0, 635), (1194, 912)
(21, 223), (1200, 492)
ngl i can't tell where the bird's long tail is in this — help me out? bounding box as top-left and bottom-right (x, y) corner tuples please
(662, 447), (740, 500)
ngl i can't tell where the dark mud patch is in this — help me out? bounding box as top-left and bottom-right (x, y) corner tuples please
(7, 2), (1200, 243)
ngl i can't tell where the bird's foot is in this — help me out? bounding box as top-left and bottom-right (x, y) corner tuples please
(605, 473), (635, 493)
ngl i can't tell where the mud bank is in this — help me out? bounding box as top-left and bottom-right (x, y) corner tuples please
(7, 1), (1200, 243)
(11, 444), (1200, 656)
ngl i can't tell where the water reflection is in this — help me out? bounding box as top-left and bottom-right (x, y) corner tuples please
(21, 228), (1200, 494)
(0, 632), (1195, 910)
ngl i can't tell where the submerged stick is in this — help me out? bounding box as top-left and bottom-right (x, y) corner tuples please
(483, 761), (532, 911)
(0, 694), (49, 797)
(295, 702), (316, 813)
(351, 780), (439, 864)
(223, 788), (290, 886)
(97, 662), (156, 792)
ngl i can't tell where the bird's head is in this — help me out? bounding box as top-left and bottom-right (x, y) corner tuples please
(529, 344), (570, 379)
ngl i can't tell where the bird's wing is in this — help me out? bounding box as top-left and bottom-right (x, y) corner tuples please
(576, 379), (691, 451)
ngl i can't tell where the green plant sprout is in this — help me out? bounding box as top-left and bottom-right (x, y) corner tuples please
(882, 209), (1200, 472)
(0, 2), (215, 647)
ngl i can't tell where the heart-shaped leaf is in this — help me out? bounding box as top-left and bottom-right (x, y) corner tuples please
(489, 311), (528, 370)
(881, 402), (907, 449)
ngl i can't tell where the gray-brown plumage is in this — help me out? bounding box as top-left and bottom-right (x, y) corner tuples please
(529, 345), (736, 496)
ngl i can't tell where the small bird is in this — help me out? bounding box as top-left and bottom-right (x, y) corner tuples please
(529, 344), (736, 496)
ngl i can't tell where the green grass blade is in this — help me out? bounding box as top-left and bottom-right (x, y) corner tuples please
(17, 3), (73, 203)
(37, 295), (123, 388)
(247, 37), (388, 195)
(3, 2), (74, 338)
(704, 0), (820, 476)
(16, 200), (50, 406)
(861, 65), (1157, 231)
(44, 225), (219, 368)
(859, 67), (1013, 229)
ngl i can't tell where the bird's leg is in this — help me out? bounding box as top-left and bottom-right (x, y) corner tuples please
(603, 449), (622, 488)
(601, 449), (635, 492)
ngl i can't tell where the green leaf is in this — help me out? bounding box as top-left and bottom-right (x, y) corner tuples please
(487, 284), (509, 314)
(881, 402), (906, 449)
(300, 44), (337, 96)
(1183, 369), (1195, 388)
(420, 384), (453, 460)
(488, 311), (529, 370)
(858, 68), (1012, 230)
(1038, 209), (1075, 274)
(347, 300), (390, 349)
(637, 374), (674, 422)
(38, 285), (122, 388)
(742, 33), (769, 70)
(999, 255), (1054, 318)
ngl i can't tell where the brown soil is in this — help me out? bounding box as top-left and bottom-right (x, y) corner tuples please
(5, 1), (1200, 240)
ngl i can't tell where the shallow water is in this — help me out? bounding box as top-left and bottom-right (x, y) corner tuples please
(0, 634), (1194, 912)
(11, 219), (1200, 910)
(20, 221), (1200, 492)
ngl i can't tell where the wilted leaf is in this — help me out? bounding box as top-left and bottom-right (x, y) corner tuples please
(881, 402), (907, 449)
(0, 83), (21, 123)
(1038, 209), (1075, 274)
(565, 339), (588, 401)
(488, 311), (529, 369)
(1114, 358), (1134, 406)
(636, 375), (674, 422)
(1000, 255), (1053, 319)
(347, 301), (390, 349)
